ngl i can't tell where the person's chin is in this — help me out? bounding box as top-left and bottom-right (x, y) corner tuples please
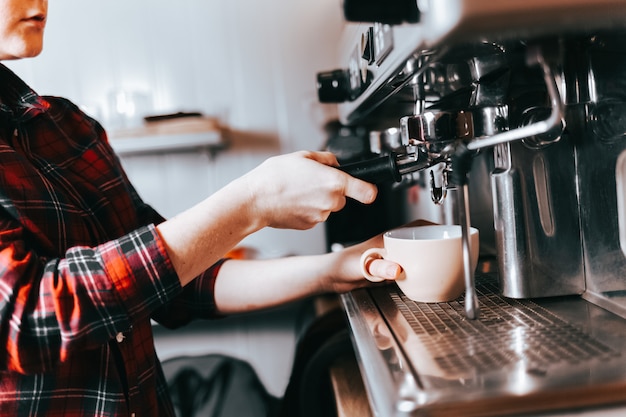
(26, 46), (43, 58)
(15, 43), (44, 59)
(1, 37), (43, 60)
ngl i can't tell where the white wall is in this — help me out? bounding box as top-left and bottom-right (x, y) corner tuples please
(6, 0), (343, 149)
(6, 0), (346, 257)
(5, 0), (347, 397)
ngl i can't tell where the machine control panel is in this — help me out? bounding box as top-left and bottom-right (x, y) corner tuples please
(372, 23), (393, 65)
(317, 24), (394, 103)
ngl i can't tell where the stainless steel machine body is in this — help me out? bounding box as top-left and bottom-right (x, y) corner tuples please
(316, 0), (626, 415)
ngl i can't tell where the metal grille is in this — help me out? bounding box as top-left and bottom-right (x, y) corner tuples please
(391, 274), (620, 375)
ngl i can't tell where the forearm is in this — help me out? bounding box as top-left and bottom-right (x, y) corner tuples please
(213, 254), (335, 314)
(156, 177), (262, 287)
(211, 233), (401, 315)
(156, 150), (378, 289)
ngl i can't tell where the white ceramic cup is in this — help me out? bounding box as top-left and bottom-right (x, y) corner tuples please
(360, 224), (479, 303)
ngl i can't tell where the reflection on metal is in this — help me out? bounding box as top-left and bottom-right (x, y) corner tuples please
(532, 154), (555, 237)
(388, 280), (617, 379)
(343, 274), (626, 416)
(466, 47), (564, 152)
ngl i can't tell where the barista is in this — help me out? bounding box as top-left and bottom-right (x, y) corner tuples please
(0, 0), (401, 415)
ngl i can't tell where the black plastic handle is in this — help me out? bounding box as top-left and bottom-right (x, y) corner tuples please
(338, 154), (401, 184)
(343, 0), (421, 24)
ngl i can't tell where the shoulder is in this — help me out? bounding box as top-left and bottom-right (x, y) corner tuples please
(40, 95), (107, 138)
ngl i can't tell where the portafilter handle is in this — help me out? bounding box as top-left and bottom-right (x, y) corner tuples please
(338, 152), (431, 184)
(337, 154), (401, 184)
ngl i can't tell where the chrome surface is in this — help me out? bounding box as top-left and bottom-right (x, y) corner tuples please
(465, 49), (564, 152)
(336, 1), (626, 126)
(330, 0), (626, 414)
(343, 274), (626, 416)
(572, 35), (626, 317)
(491, 132), (585, 299)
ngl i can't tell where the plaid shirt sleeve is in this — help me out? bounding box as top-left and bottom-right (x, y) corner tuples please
(0, 64), (231, 414)
(118, 158), (226, 330)
(0, 77), (225, 375)
(151, 258), (227, 329)
(0, 212), (182, 374)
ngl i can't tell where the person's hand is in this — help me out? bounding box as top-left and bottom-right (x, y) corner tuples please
(321, 219), (438, 293)
(239, 151), (378, 230)
(322, 234), (402, 294)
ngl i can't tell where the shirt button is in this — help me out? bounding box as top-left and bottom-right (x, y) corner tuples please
(116, 332), (125, 343)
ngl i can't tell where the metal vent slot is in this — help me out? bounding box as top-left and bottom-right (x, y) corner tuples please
(389, 275), (619, 377)
(617, 150), (626, 257)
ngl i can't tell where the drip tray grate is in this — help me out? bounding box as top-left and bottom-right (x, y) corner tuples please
(386, 275), (620, 376)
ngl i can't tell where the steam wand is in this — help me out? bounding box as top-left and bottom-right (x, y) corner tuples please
(449, 45), (564, 320)
(450, 143), (479, 319)
(339, 45), (563, 321)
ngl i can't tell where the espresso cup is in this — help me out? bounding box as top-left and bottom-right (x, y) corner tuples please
(360, 224), (479, 303)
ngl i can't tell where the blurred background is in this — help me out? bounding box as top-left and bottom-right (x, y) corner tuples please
(6, 0), (344, 257)
(5, 0), (347, 400)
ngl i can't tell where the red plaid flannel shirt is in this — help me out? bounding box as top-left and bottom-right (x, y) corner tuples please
(0, 64), (225, 416)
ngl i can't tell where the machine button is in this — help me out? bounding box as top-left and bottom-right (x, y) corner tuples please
(343, 0), (420, 24)
(316, 69), (352, 103)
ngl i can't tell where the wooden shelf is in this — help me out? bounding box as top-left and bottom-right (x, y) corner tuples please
(108, 117), (224, 156)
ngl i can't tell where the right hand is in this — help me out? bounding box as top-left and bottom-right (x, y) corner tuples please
(240, 150), (378, 230)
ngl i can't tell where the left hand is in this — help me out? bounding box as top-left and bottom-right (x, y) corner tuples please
(323, 234), (402, 294)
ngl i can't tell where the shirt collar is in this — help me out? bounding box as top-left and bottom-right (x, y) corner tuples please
(0, 63), (50, 123)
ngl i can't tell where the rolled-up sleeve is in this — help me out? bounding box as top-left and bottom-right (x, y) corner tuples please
(101, 225), (181, 324)
(151, 257), (228, 329)
(0, 221), (182, 374)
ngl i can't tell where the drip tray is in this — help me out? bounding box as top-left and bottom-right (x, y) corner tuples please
(342, 274), (626, 417)
(392, 277), (618, 379)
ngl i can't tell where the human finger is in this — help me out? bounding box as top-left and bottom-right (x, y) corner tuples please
(301, 151), (377, 204)
(304, 150), (340, 167)
(366, 258), (402, 280)
(343, 175), (378, 205)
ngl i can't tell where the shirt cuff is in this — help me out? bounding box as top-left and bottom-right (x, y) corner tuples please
(100, 224), (182, 323)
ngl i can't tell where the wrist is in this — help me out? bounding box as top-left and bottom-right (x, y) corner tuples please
(319, 250), (352, 293)
(230, 175), (267, 232)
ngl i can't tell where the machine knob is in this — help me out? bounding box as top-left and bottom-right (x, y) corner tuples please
(342, 0), (420, 24)
(316, 69), (351, 103)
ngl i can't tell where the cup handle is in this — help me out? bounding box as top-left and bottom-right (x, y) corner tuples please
(360, 248), (388, 282)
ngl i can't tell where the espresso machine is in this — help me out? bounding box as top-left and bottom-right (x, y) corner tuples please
(316, 0), (626, 415)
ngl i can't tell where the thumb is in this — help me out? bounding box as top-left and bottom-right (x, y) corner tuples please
(368, 259), (402, 280)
